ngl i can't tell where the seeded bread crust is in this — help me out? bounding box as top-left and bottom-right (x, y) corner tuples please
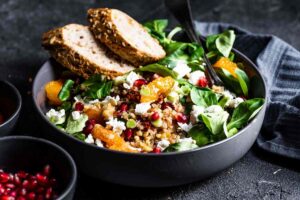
(42, 24), (134, 79)
(87, 8), (166, 66)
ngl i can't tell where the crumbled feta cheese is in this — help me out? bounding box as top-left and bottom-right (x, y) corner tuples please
(106, 117), (126, 134)
(226, 97), (244, 108)
(74, 95), (83, 102)
(205, 105), (223, 114)
(190, 105), (205, 122)
(123, 83), (131, 89)
(173, 61), (191, 78)
(222, 90), (236, 99)
(46, 109), (66, 125)
(85, 134), (94, 144)
(135, 103), (151, 115)
(157, 139), (170, 151)
(101, 95), (120, 106)
(95, 139), (104, 147)
(178, 122), (193, 132)
(178, 137), (196, 144)
(188, 70), (205, 85)
(124, 71), (141, 88)
(71, 111), (81, 120)
(89, 99), (100, 104)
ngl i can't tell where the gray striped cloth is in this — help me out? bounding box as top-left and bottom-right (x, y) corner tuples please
(196, 22), (300, 160)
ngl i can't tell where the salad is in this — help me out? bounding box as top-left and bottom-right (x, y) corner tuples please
(44, 20), (264, 153)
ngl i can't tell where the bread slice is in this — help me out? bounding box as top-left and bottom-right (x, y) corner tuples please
(42, 24), (135, 79)
(87, 8), (166, 66)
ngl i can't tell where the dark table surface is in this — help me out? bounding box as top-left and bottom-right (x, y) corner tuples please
(1, 0), (300, 199)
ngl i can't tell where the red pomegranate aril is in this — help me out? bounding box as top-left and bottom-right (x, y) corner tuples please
(19, 188), (26, 196)
(197, 77), (208, 87)
(176, 113), (188, 123)
(86, 119), (96, 126)
(74, 102), (84, 111)
(151, 112), (160, 121)
(27, 192), (36, 200)
(45, 187), (53, 199)
(1, 196), (15, 200)
(161, 102), (174, 110)
(119, 103), (128, 112)
(5, 184), (15, 189)
(83, 123), (94, 135)
(21, 180), (29, 188)
(133, 79), (147, 88)
(36, 187), (45, 194)
(124, 129), (133, 141)
(16, 171), (27, 179)
(0, 173), (10, 183)
(13, 175), (21, 185)
(9, 191), (17, 197)
(16, 197), (26, 200)
(36, 173), (48, 185)
(43, 165), (51, 176)
(152, 147), (161, 153)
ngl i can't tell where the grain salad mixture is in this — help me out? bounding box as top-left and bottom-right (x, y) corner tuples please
(44, 20), (264, 153)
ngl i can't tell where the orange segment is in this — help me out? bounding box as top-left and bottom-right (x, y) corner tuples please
(92, 124), (139, 153)
(213, 57), (238, 78)
(140, 76), (175, 103)
(44, 80), (63, 106)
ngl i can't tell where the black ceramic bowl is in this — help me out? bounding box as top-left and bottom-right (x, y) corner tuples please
(0, 136), (77, 199)
(32, 48), (267, 187)
(0, 80), (22, 136)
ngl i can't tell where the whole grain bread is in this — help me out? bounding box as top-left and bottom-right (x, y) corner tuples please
(42, 24), (135, 79)
(87, 8), (166, 67)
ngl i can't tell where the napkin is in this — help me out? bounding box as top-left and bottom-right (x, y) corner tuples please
(196, 22), (300, 160)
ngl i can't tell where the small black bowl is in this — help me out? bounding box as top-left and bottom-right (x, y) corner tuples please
(0, 80), (22, 136)
(0, 136), (77, 199)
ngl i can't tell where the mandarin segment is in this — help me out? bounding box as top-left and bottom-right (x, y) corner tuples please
(44, 80), (64, 106)
(213, 57), (238, 78)
(140, 76), (175, 103)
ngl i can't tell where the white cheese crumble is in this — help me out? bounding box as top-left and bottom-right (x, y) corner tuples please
(106, 117), (126, 134)
(157, 139), (170, 151)
(85, 134), (94, 144)
(46, 109), (66, 125)
(226, 97), (244, 108)
(178, 137), (196, 144)
(173, 61), (191, 78)
(177, 122), (193, 132)
(190, 105), (205, 122)
(71, 111), (81, 120)
(188, 70), (205, 85)
(123, 71), (141, 89)
(74, 95), (83, 103)
(95, 139), (104, 147)
(89, 99), (100, 104)
(135, 102), (151, 115)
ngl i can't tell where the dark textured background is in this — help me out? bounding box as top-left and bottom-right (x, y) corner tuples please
(0, 0), (300, 199)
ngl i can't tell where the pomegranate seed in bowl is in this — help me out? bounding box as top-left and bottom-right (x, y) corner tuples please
(74, 102), (84, 111)
(133, 79), (147, 88)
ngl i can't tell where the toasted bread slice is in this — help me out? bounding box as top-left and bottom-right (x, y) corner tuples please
(87, 8), (166, 66)
(42, 24), (135, 79)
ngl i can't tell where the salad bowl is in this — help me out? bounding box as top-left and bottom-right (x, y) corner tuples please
(32, 44), (267, 187)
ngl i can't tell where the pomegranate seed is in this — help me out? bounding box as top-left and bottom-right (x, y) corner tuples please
(5, 184), (15, 189)
(74, 102), (84, 111)
(1, 196), (15, 200)
(124, 129), (133, 141)
(36, 187), (45, 194)
(83, 123), (94, 135)
(9, 191), (17, 197)
(141, 121), (151, 130)
(86, 119), (96, 126)
(133, 79), (147, 88)
(151, 112), (160, 121)
(176, 113), (188, 123)
(0, 187), (5, 194)
(19, 188), (26, 196)
(119, 103), (128, 112)
(161, 102), (174, 110)
(22, 180), (29, 188)
(152, 147), (161, 153)
(43, 165), (51, 176)
(197, 77), (208, 87)
(17, 197), (26, 200)
(45, 187), (53, 199)
(0, 173), (10, 183)
(16, 171), (27, 179)
(13, 175), (21, 185)
(36, 195), (44, 200)
(27, 192), (36, 200)
(36, 173), (48, 185)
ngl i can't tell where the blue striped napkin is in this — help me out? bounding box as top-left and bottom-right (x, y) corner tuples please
(196, 22), (300, 160)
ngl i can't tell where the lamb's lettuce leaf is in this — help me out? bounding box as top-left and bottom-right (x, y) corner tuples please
(190, 87), (218, 107)
(200, 109), (229, 135)
(136, 64), (178, 78)
(80, 75), (113, 99)
(188, 125), (212, 146)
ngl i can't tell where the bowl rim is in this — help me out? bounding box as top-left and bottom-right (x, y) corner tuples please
(0, 135), (77, 199)
(32, 47), (267, 157)
(0, 80), (22, 128)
